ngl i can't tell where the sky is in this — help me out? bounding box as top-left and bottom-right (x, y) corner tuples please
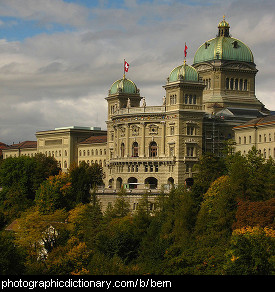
(0, 0), (275, 144)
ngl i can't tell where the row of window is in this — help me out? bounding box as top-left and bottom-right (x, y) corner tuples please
(115, 164), (159, 173)
(45, 150), (67, 157)
(120, 141), (158, 157)
(239, 133), (275, 144)
(169, 94), (197, 105)
(79, 160), (106, 167)
(79, 149), (106, 157)
(226, 78), (248, 91)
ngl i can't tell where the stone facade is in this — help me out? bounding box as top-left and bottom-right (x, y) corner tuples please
(234, 115), (275, 159)
(2, 18), (273, 211)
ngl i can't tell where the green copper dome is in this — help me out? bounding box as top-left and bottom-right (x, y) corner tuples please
(109, 77), (138, 95)
(169, 62), (198, 83)
(193, 18), (254, 64)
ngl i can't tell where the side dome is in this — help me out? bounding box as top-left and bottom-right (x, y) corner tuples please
(168, 63), (198, 83)
(193, 18), (254, 64)
(109, 77), (138, 95)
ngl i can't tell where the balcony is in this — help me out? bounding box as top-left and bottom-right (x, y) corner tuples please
(109, 155), (176, 164)
(183, 156), (199, 162)
(112, 106), (166, 116)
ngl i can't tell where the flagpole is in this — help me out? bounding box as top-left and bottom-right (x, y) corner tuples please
(123, 59), (125, 79)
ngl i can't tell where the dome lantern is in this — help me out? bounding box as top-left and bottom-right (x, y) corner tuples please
(218, 15), (230, 37)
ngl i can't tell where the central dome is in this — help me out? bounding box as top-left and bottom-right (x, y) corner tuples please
(193, 18), (254, 64)
(168, 62), (198, 83)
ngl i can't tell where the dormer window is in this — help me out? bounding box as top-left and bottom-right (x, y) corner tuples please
(233, 40), (238, 48)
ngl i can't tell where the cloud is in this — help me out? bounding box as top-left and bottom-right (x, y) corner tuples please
(0, 0), (89, 27)
(0, 0), (274, 144)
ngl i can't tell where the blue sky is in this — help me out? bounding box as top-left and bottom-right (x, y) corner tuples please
(0, 0), (274, 144)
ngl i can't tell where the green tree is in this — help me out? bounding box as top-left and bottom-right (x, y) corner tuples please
(96, 216), (140, 264)
(193, 175), (237, 274)
(224, 227), (275, 275)
(14, 207), (68, 274)
(0, 231), (26, 275)
(35, 172), (73, 214)
(69, 162), (103, 204)
(227, 147), (275, 201)
(192, 153), (227, 204)
(0, 155), (61, 224)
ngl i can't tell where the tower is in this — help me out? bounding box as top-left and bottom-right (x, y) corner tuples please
(163, 61), (205, 185)
(193, 17), (264, 114)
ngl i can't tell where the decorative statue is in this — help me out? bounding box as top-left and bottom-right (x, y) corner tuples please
(127, 98), (131, 108)
(142, 97), (146, 107)
(163, 96), (166, 105)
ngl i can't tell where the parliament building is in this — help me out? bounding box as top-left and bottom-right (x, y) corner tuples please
(3, 18), (273, 203)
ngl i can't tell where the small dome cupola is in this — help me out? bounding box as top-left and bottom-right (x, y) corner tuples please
(168, 61), (198, 83)
(218, 15), (230, 37)
(109, 76), (139, 95)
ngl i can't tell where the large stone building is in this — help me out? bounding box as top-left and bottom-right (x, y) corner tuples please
(2, 17), (273, 201)
(234, 115), (275, 159)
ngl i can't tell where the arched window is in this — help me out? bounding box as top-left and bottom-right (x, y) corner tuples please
(64, 161), (67, 168)
(149, 141), (158, 157)
(132, 142), (139, 157)
(189, 95), (192, 104)
(193, 95), (197, 104)
(79, 150), (82, 156)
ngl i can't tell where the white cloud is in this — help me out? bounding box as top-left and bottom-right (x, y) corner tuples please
(0, 0), (89, 27)
(0, 0), (275, 144)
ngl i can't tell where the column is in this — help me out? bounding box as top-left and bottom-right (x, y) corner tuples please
(161, 121), (166, 156)
(125, 124), (129, 157)
(140, 122), (145, 157)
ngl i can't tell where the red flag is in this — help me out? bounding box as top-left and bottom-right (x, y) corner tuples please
(124, 61), (129, 72)
(184, 44), (188, 58)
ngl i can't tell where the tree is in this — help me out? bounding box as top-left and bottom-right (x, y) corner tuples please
(224, 227), (275, 275)
(0, 231), (26, 275)
(14, 207), (68, 274)
(193, 175), (237, 274)
(192, 153), (227, 204)
(35, 172), (73, 214)
(67, 202), (103, 249)
(104, 190), (131, 219)
(0, 155), (61, 224)
(45, 236), (91, 275)
(69, 162), (103, 204)
(227, 147), (275, 201)
(33, 153), (61, 191)
(233, 198), (275, 229)
(95, 216), (140, 264)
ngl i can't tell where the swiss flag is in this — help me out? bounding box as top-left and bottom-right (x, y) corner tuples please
(124, 61), (129, 72)
(184, 44), (188, 58)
